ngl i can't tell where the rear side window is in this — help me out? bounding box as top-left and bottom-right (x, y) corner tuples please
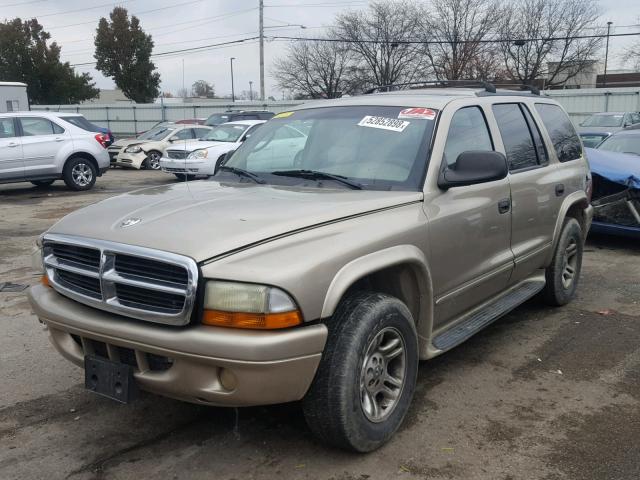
(0, 118), (16, 138)
(19, 117), (64, 136)
(492, 103), (540, 171)
(443, 106), (494, 166)
(535, 104), (582, 162)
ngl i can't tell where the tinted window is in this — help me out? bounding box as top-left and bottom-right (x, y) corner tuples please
(492, 104), (539, 171)
(521, 105), (548, 164)
(443, 106), (493, 166)
(19, 117), (60, 136)
(0, 118), (16, 138)
(535, 103), (582, 162)
(63, 116), (97, 132)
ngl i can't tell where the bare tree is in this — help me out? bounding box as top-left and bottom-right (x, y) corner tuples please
(497, 0), (602, 87)
(272, 39), (352, 99)
(333, 1), (426, 89)
(176, 87), (189, 98)
(419, 0), (503, 81)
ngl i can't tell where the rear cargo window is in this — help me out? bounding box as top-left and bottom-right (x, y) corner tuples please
(535, 103), (582, 162)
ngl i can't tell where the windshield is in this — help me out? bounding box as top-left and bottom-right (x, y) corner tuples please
(582, 114), (624, 128)
(205, 113), (231, 126)
(138, 126), (174, 141)
(219, 106), (437, 191)
(597, 134), (640, 155)
(201, 124), (248, 142)
(64, 116), (100, 132)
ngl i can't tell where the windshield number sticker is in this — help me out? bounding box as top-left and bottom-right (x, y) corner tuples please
(398, 108), (436, 120)
(358, 116), (410, 132)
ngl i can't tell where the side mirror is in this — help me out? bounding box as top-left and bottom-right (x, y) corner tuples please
(215, 149), (236, 173)
(242, 134), (251, 142)
(438, 151), (508, 190)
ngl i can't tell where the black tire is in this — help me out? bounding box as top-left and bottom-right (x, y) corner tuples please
(144, 151), (162, 170)
(303, 291), (418, 452)
(31, 179), (55, 187)
(543, 218), (583, 306)
(62, 157), (97, 191)
(174, 173), (195, 181)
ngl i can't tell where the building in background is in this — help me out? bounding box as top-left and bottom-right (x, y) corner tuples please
(0, 82), (28, 112)
(82, 89), (131, 104)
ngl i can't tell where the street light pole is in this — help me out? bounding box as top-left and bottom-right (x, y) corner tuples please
(249, 81), (253, 101)
(603, 21), (613, 88)
(259, 0), (265, 101)
(230, 57), (236, 102)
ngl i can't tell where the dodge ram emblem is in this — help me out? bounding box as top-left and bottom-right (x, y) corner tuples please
(120, 217), (141, 228)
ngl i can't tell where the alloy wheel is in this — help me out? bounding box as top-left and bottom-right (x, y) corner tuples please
(71, 163), (93, 187)
(149, 152), (161, 170)
(561, 238), (578, 289)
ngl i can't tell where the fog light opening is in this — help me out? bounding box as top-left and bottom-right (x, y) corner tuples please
(220, 368), (238, 392)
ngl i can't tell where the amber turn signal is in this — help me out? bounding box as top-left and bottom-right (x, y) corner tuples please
(202, 309), (302, 329)
(41, 274), (50, 287)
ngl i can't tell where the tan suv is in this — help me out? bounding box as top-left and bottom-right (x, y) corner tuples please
(29, 82), (593, 452)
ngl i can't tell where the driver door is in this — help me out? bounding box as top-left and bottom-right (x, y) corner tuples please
(424, 105), (514, 327)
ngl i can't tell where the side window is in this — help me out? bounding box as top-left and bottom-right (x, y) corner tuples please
(172, 128), (193, 140)
(240, 115), (259, 120)
(535, 103), (582, 162)
(521, 105), (548, 164)
(492, 103), (539, 171)
(630, 113), (640, 125)
(193, 128), (210, 138)
(242, 124), (262, 140)
(19, 117), (58, 136)
(52, 122), (64, 134)
(443, 106), (493, 166)
(0, 118), (16, 138)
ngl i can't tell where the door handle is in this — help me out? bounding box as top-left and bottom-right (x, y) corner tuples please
(555, 183), (565, 196)
(7, 142), (18, 147)
(54, 137), (64, 142)
(498, 198), (511, 214)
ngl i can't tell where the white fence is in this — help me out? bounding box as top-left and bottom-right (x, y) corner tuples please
(30, 101), (305, 137)
(30, 87), (640, 136)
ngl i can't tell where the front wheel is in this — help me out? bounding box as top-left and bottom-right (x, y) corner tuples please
(303, 292), (418, 452)
(63, 158), (96, 191)
(543, 218), (583, 306)
(144, 151), (162, 170)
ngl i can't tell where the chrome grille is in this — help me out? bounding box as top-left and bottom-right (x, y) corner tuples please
(43, 234), (198, 326)
(166, 150), (189, 159)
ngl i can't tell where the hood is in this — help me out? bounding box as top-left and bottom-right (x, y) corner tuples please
(165, 139), (234, 153)
(47, 181), (423, 262)
(113, 138), (142, 148)
(586, 147), (640, 190)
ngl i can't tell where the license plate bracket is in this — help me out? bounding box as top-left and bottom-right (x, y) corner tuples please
(84, 355), (138, 404)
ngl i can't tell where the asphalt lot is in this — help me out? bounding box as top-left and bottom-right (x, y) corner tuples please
(1, 169), (639, 480)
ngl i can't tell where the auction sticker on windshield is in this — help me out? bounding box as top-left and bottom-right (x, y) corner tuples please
(358, 116), (410, 132)
(398, 108), (436, 120)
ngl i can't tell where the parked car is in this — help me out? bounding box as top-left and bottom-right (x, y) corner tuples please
(175, 118), (206, 125)
(29, 85), (593, 452)
(0, 111), (109, 190)
(204, 110), (274, 126)
(577, 111), (640, 147)
(593, 128), (640, 156)
(53, 113), (115, 147)
(109, 123), (213, 170)
(160, 120), (266, 179)
(587, 146), (640, 238)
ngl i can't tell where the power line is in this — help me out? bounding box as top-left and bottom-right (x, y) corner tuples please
(265, 1), (366, 6)
(0, 0), (46, 7)
(36, 0), (137, 18)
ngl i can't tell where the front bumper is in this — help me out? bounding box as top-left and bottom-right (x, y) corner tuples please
(29, 284), (327, 406)
(160, 157), (213, 175)
(114, 151), (146, 169)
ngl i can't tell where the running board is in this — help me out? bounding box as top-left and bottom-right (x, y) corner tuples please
(432, 281), (545, 352)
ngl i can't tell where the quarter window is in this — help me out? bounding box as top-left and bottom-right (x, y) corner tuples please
(535, 103), (582, 162)
(492, 104), (539, 171)
(443, 106), (494, 166)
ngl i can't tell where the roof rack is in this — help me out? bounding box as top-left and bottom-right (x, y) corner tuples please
(364, 80), (497, 95)
(364, 79), (541, 96)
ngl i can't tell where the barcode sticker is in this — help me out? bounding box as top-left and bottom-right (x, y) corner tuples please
(357, 116), (410, 132)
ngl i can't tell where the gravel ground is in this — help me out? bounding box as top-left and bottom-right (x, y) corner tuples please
(1, 169), (639, 480)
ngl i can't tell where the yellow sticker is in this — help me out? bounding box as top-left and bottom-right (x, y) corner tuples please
(273, 111), (294, 118)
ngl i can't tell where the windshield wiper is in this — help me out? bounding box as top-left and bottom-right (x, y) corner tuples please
(218, 165), (266, 184)
(271, 169), (363, 190)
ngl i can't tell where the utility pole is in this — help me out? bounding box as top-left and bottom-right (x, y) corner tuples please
(230, 57), (236, 102)
(603, 21), (613, 88)
(259, 0), (265, 101)
(249, 81), (253, 101)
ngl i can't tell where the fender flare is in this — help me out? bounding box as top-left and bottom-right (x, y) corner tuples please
(546, 190), (590, 264)
(320, 244), (434, 357)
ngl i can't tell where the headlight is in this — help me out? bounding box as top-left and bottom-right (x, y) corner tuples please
(125, 145), (142, 153)
(187, 149), (208, 159)
(202, 281), (302, 329)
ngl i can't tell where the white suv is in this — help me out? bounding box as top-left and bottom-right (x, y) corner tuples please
(0, 112), (110, 191)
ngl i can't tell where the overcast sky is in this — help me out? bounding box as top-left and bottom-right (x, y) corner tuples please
(2, 0), (639, 99)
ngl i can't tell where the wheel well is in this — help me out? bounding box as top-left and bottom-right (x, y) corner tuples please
(343, 263), (423, 327)
(65, 153), (98, 173)
(565, 200), (588, 233)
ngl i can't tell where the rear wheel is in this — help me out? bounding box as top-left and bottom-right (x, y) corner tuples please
(63, 158), (96, 191)
(543, 218), (583, 306)
(31, 179), (55, 188)
(303, 292), (418, 452)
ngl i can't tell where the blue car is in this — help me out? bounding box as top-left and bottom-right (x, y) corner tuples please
(586, 147), (640, 238)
